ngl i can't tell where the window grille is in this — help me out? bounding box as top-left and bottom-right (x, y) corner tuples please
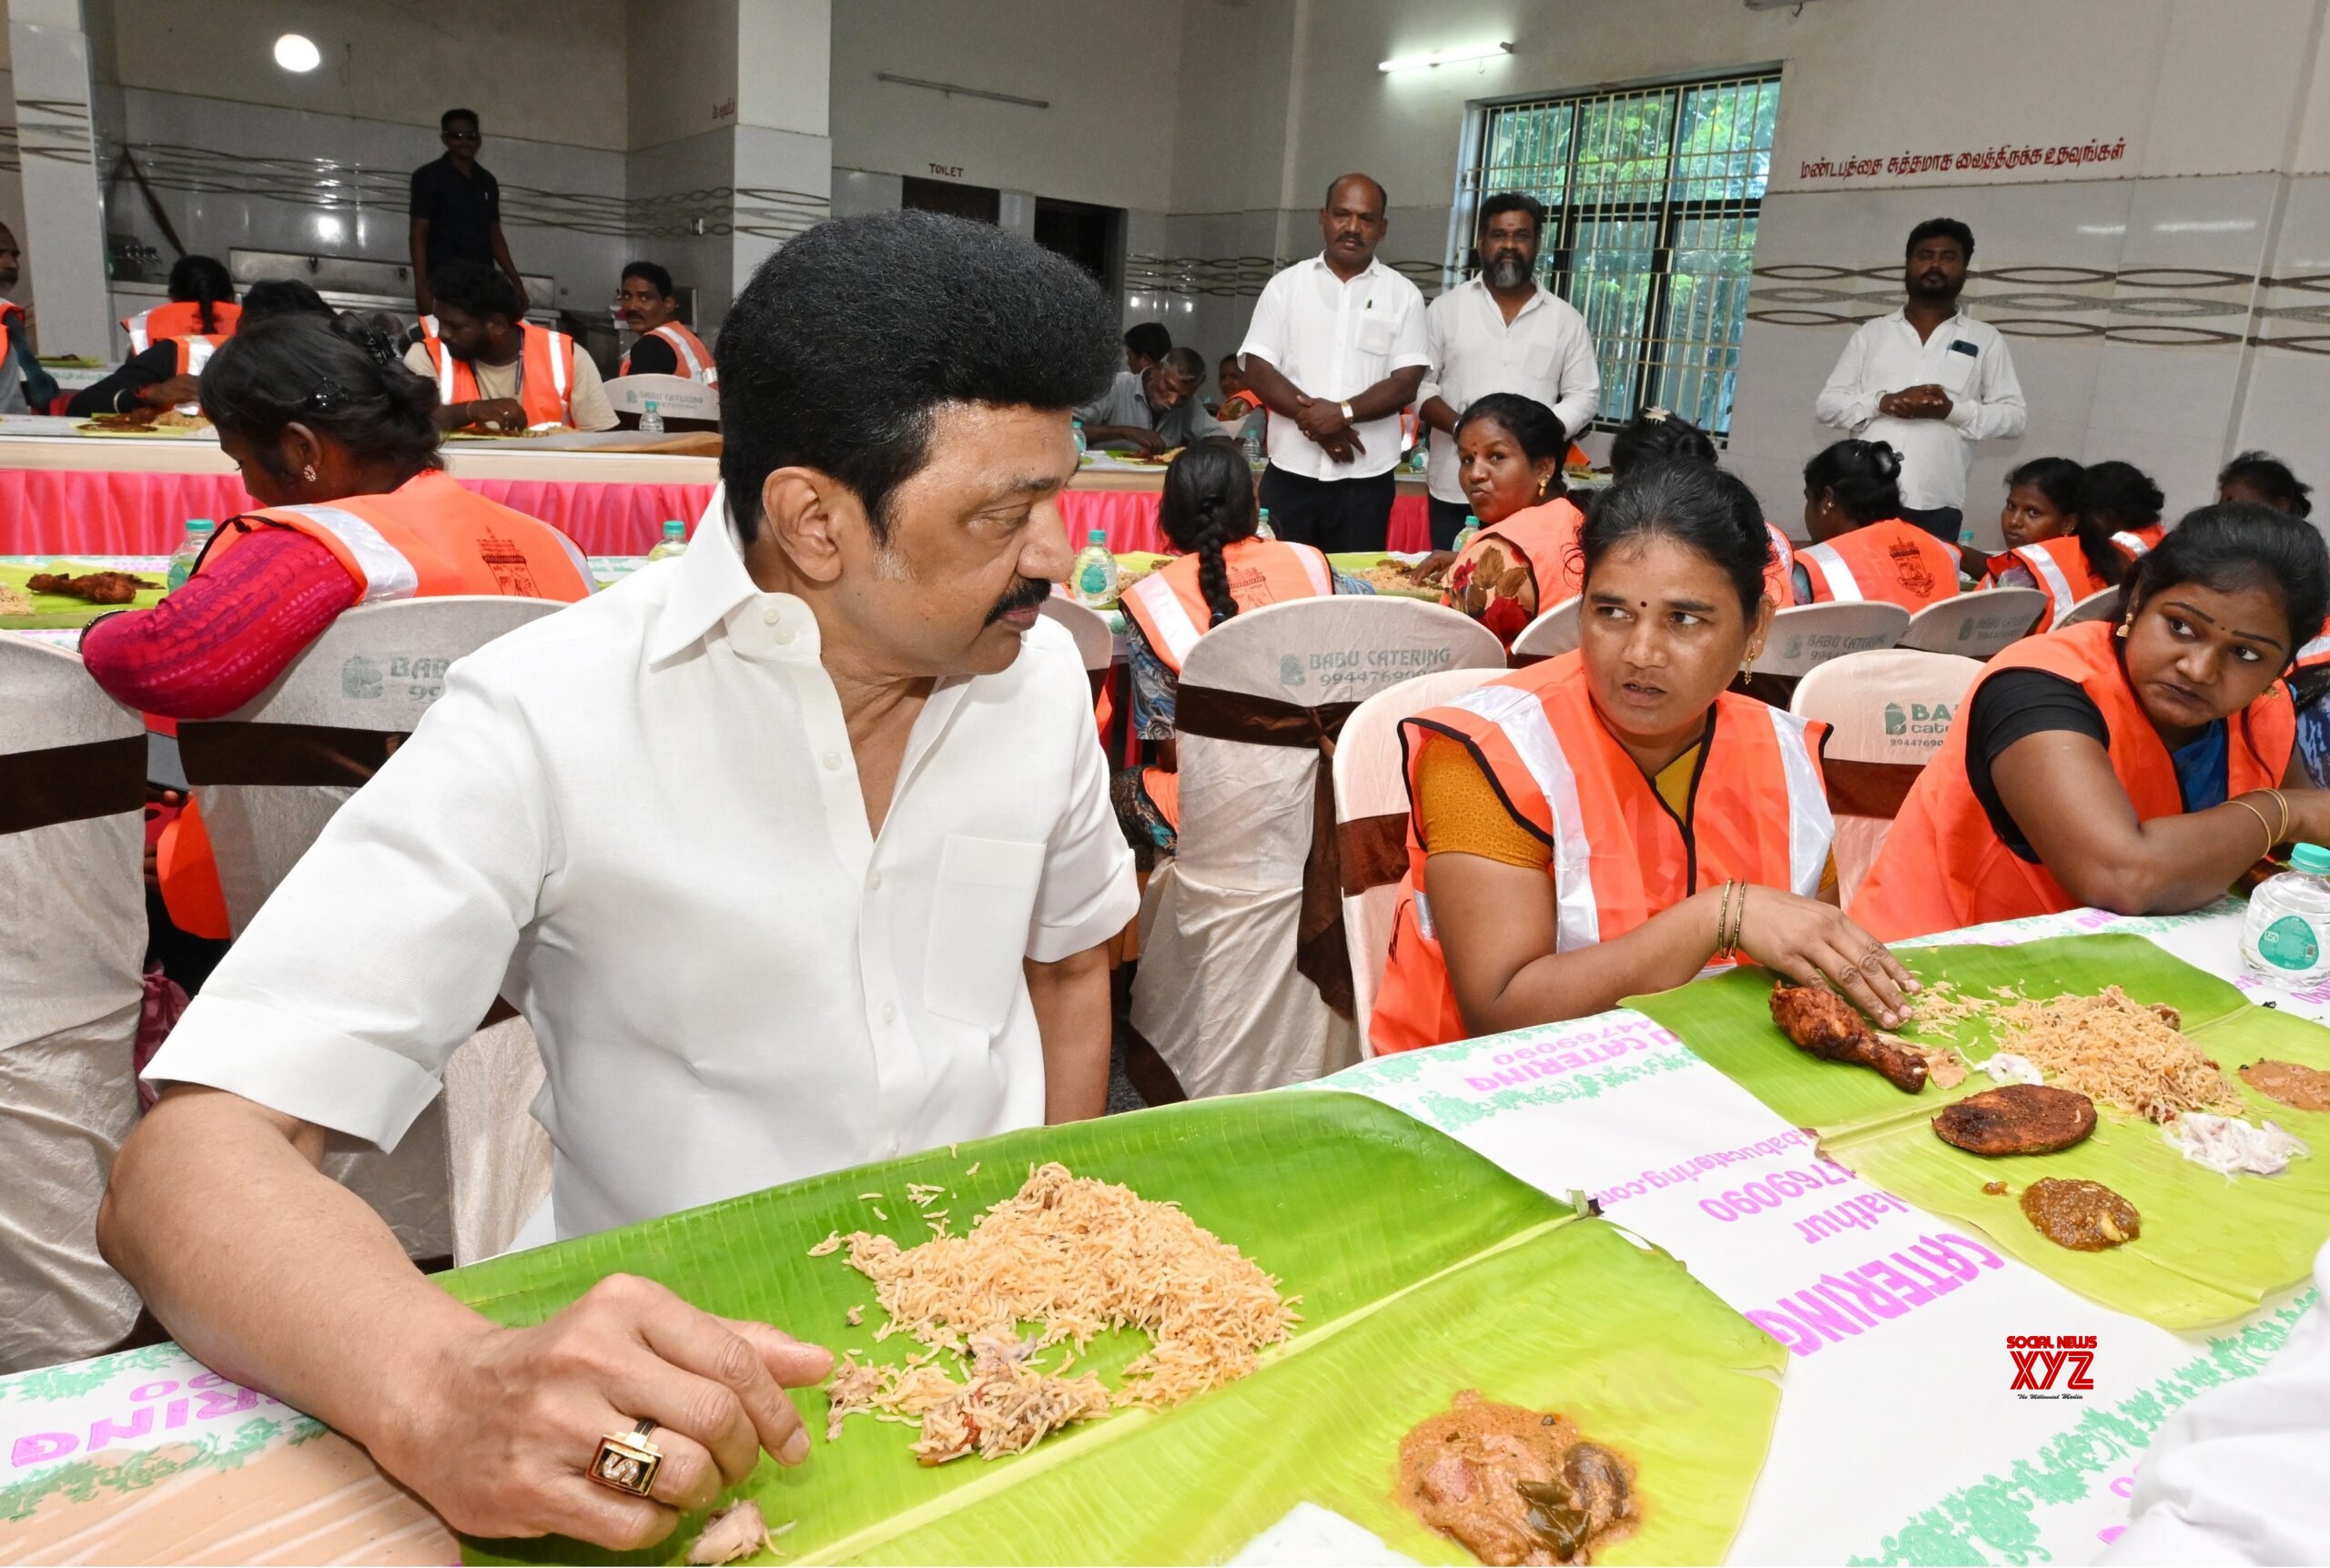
(1456, 71), (1779, 438)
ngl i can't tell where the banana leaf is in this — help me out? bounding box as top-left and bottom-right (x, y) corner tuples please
(1627, 934), (2330, 1328)
(443, 1091), (1783, 1565)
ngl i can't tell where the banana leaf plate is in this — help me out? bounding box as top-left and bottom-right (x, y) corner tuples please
(443, 1091), (1784, 1565)
(1627, 933), (2330, 1328)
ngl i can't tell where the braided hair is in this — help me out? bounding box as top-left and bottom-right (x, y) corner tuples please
(167, 254), (238, 335)
(1158, 437), (1261, 627)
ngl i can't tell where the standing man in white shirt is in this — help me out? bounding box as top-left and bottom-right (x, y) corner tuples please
(1417, 193), (1600, 549)
(1238, 173), (1430, 551)
(98, 210), (1138, 1553)
(1816, 217), (2026, 544)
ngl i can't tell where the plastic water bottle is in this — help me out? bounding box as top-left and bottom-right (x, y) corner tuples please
(1240, 423), (1263, 471)
(166, 519), (215, 591)
(1255, 507), (1276, 541)
(645, 519), (687, 561)
(2243, 843), (2330, 986)
(1069, 528), (1119, 607)
(639, 399), (665, 435)
(1409, 440), (1428, 475)
(1072, 420), (1088, 461)
(1452, 513), (1481, 553)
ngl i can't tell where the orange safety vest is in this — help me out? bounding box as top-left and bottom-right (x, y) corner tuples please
(1849, 620), (2295, 942)
(1794, 519), (1961, 611)
(1119, 536), (1334, 672)
(1441, 495), (1586, 646)
(1981, 534), (2112, 633)
(1369, 653), (1835, 1053)
(124, 301), (240, 353)
(423, 322), (580, 427)
(156, 470), (593, 938)
(2112, 521), (2167, 562)
(619, 320), (717, 386)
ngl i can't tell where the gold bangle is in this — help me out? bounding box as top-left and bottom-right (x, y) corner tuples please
(2232, 797), (2276, 862)
(1713, 879), (1737, 960)
(1728, 882), (1749, 957)
(2267, 787), (2292, 845)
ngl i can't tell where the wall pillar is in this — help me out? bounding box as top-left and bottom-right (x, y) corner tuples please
(7, 0), (111, 355)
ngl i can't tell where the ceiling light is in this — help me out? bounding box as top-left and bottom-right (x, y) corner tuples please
(273, 34), (321, 73)
(1380, 42), (1512, 73)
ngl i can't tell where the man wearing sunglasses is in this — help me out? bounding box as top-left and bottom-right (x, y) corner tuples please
(410, 108), (528, 324)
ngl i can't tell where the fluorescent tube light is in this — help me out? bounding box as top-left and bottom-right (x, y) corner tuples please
(1379, 42), (1513, 73)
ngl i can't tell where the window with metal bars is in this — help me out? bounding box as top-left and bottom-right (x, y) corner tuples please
(1455, 71), (1779, 439)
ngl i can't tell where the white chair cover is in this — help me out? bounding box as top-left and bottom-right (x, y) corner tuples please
(184, 595), (564, 1262)
(1332, 666), (1507, 1056)
(0, 639), (146, 1370)
(1750, 602), (1911, 678)
(2058, 586), (2121, 627)
(1038, 594), (1117, 673)
(1132, 598), (1502, 1097)
(1509, 596), (1581, 663)
(602, 372), (719, 422)
(1791, 649), (1984, 904)
(1899, 587), (2047, 659)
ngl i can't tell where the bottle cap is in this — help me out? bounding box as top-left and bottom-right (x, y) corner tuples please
(1088, 530), (1107, 545)
(663, 519), (684, 535)
(2293, 843), (2330, 874)
(1259, 508), (1271, 521)
(187, 518), (215, 533)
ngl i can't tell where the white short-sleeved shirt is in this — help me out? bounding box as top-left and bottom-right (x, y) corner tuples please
(1813, 309), (2026, 513)
(1418, 279), (1601, 504)
(1239, 255), (1429, 481)
(144, 492), (1139, 1238)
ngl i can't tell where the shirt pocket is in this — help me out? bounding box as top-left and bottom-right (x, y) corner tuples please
(1357, 314), (1396, 357)
(924, 835), (1046, 1032)
(1936, 342), (1978, 395)
(1522, 339), (1561, 386)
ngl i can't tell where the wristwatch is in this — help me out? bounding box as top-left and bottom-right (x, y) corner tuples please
(1339, 400), (1354, 421)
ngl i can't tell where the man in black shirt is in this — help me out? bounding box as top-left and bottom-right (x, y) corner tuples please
(410, 109), (527, 322)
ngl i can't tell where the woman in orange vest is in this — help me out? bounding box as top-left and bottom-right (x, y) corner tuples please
(614, 260), (716, 386)
(120, 254), (240, 353)
(1793, 439), (1962, 610)
(1982, 457), (2122, 632)
(2082, 460), (2168, 561)
(82, 314), (594, 940)
(1854, 505), (2330, 941)
(1433, 393), (1586, 646)
(1371, 460), (1916, 1055)
(1113, 437), (1358, 859)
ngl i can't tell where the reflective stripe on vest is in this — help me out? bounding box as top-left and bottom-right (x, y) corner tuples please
(1123, 572), (1205, 667)
(2013, 542), (2078, 623)
(1434, 681), (1602, 951)
(1768, 702), (1833, 898)
(125, 310), (152, 354)
(177, 338), (219, 374)
(2299, 632), (2330, 670)
(1798, 541), (1863, 602)
(431, 324), (575, 426)
(277, 504), (424, 603)
(2112, 530), (2152, 560)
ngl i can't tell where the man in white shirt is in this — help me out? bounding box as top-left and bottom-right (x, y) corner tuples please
(1816, 217), (2026, 544)
(99, 211), (1137, 1553)
(1418, 193), (1600, 549)
(1238, 174), (1430, 551)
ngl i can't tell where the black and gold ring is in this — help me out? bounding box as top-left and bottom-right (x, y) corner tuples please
(588, 1417), (663, 1497)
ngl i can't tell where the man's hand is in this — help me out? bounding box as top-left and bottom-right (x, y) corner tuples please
(1086, 424), (1165, 456)
(463, 398), (532, 433)
(374, 1273), (831, 1550)
(139, 375), (203, 409)
(1294, 395), (1353, 445)
(1879, 384), (1951, 420)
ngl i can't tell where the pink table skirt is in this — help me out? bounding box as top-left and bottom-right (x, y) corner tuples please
(1, 468), (1433, 556)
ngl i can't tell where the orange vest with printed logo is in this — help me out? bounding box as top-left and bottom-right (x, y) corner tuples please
(1369, 653), (1835, 1054)
(1981, 534), (2111, 633)
(424, 322), (579, 427)
(1849, 620), (2295, 941)
(156, 470), (593, 938)
(620, 320), (717, 385)
(1120, 536), (1334, 673)
(1795, 520), (1961, 611)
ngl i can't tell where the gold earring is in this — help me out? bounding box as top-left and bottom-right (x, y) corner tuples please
(1538, 475), (1550, 498)
(2115, 613), (2132, 640)
(302, 464), (318, 482)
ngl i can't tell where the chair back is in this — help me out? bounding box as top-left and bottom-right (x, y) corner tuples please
(1790, 648), (1984, 903)
(1039, 594), (1117, 676)
(1172, 597), (1503, 888)
(0, 639), (146, 1050)
(1508, 596), (1580, 664)
(184, 596), (563, 934)
(1899, 587), (2047, 658)
(1748, 602), (1910, 679)
(602, 372), (719, 423)
(1331, 665), (1507, 1053)
(2058, 585), (2120, 628)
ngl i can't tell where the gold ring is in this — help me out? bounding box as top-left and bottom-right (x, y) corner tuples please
(588, 1417), (663, 1497)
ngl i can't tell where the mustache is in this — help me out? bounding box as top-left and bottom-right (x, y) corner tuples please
(985, 575), (1054, 626)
